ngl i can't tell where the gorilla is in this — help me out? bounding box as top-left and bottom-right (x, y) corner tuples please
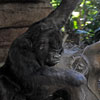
(0, 0), (86, 100)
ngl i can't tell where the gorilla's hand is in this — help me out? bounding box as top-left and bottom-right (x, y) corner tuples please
(65, 69), (87, 86)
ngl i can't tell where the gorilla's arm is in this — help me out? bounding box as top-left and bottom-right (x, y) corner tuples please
(8, 37), (86, 92)
(42, 0), (80, 30)
(41, 67), (86, 87)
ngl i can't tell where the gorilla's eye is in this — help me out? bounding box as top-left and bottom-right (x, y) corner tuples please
(50, 48), (63, 55)
(40, 43), (45, 50)
(39, 40), (48, 50)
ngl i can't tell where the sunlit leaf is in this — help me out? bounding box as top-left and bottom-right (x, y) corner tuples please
(73, 21), (78, 29)
(72, 11), (80, 18)
(86, 1), (91, 4)
(61, 27), (65, 32)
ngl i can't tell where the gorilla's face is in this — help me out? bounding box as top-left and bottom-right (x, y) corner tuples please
(35, 31), (63, 66)
(45, 48), (63, 66)
(45, 33), (63, 66)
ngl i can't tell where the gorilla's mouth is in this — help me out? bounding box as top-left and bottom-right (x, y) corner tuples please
(45, 53), (61, 66)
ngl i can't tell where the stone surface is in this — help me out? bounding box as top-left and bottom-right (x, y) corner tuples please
(0, 1), (52, 62)
(0, 28), (28, 62)
(0, 3), (52, 28)
(0, 0), (50, 3)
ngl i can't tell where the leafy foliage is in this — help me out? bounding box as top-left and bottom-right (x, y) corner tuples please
(50, 0), (61, 8)
(50, 0), (100, 44)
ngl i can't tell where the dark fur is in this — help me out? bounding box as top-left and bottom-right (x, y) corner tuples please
(0, 0), (86, 100)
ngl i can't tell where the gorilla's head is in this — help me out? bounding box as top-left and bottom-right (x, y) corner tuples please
(34, 29), (63, 67)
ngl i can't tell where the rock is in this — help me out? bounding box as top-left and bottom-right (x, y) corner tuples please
(0, 28), (28, 62)
(0, 1), (53, 62)
(0, 3), (52, 28)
